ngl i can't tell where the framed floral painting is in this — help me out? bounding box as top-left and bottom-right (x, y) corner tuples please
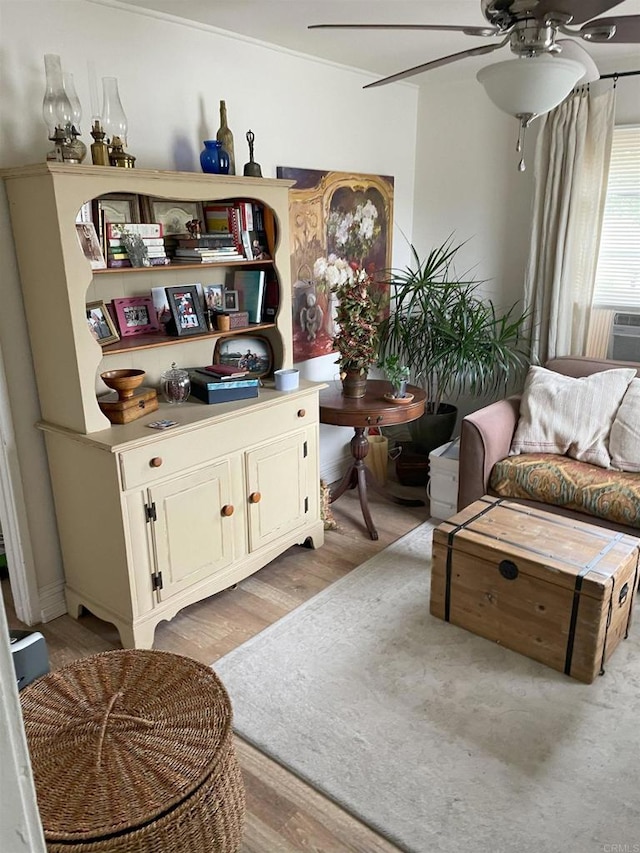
(276, 166), (394, 362)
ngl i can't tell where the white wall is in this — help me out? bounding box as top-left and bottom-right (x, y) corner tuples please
(0, 0), (419, 611)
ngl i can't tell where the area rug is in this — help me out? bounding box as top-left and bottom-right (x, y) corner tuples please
(215, 522), (640, 853)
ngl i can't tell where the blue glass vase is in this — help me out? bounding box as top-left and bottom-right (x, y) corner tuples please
(200, 139), (230, 174)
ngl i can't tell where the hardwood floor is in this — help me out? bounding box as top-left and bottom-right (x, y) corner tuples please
(4, 472), (430, 852)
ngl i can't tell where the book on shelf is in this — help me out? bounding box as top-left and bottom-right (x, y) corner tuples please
(174, 247), (239, 257)
(172, 254), (245, 264)
(203, 203), (234, 233)
(240, 231), (253, 261)
(261, 277), (280, 323)
(198, 364), (249, 378)
(106, 222), (164, 239)
(106, 256), (170, 269)
(233, 269), (266, 324)
(167, 234), (236, 250)
(189, 371), (259, 389)
(108, 237), (165, 248)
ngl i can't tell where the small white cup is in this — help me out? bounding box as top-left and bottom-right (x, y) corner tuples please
(274, 368), (299, 391)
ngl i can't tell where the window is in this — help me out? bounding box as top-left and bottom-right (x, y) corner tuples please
(592, 125), (640, 310)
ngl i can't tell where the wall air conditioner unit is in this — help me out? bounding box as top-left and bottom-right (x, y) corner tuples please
(609, 313), (640, 362)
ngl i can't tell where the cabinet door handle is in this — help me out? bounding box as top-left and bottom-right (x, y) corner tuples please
(150, 457), (163, 468)
(249, 492), (262, 504)
(221, 504), (234, 517)
(297, 409), (306, 418)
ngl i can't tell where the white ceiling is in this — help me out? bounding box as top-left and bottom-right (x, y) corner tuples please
(116, 0), (640, 83)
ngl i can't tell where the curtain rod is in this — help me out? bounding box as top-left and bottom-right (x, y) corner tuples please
(600, 70), (640, 80)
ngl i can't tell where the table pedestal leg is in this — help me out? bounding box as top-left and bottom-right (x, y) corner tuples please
(329, 428), (379, 540)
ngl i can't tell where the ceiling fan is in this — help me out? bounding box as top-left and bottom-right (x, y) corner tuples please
(309, 1), (640, 168)
(309, 1), (640, 88)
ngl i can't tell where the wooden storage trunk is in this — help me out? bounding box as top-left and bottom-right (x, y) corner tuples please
(431, 496), (640, 683)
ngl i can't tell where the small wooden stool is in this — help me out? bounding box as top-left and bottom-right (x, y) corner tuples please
(20, 649), (245, 852)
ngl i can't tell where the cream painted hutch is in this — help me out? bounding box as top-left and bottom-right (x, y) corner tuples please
(2, 163), (324, 649)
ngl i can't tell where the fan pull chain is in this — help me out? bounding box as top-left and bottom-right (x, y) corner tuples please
(516, 113), (535, 173)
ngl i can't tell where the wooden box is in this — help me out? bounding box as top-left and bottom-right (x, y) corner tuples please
(431, 496), (640, 683)
(98, 387), (158, 424)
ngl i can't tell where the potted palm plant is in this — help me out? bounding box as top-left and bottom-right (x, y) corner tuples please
(378, 235), (530, 455)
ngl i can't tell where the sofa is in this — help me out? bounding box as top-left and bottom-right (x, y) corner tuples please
(457, 356), (640, 537)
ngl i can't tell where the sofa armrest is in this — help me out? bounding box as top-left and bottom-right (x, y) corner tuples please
(457, 396), (521, 510)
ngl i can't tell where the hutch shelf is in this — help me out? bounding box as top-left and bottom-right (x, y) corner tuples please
(2, 163), (324, 649)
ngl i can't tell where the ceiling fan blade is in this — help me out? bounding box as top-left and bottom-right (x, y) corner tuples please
(363, 41), (508, 90)
(555, 39), (600, 83)
(533, 0), (624, 25)
(309, 23), (500, 37)
(582, 15), (640, 43)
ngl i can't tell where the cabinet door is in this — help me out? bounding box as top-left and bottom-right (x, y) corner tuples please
(246, 430), (309, 551)
(149, 460), (236, 601)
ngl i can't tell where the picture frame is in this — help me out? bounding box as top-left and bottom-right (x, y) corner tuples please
(86, 300), (120, 346)
(214, 335), (274, 379)
(94, 193), (141, 224)
(165, 284), (208, 337)
(75, 223), (106, 270)
(142, 198), (205, 236)
(203, 284), (225, 312)
(112, 296), (160, 337)
(224, 289), (239, 312)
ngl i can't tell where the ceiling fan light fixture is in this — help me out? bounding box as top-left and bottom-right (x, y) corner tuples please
(476, 54), (586, 118)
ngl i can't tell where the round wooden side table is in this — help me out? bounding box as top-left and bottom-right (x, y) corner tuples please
(319, 380), (426, 540)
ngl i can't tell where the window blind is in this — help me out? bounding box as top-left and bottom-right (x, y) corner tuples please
(592, 125), (640, 309)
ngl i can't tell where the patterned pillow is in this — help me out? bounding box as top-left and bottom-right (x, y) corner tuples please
(609, 378), (640, 472)
(510, 365), (636, 469)
(491, 453), (640, 529)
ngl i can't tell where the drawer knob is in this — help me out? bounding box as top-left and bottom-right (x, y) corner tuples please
(150, 457), (163, 468)
(221, 504), (234, 517)
(249, 491), (262, 504)
(297, 408), (306, 418)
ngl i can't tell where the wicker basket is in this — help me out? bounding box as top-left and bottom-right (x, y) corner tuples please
(20, 649), (245, 852)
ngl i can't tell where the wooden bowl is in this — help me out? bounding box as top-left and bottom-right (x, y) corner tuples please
(100, 369), (146, 401)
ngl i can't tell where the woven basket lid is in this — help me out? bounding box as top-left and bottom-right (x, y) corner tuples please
(20, 649), (234, 842)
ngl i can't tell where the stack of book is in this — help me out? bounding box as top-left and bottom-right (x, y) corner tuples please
(106, 223), (169, 268)
(188, 364), (259, 404)
(172, 245), (245, 264)
(203, 201), (270, 261)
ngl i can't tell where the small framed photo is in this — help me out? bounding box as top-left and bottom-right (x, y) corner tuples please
(166, 285), (207, 337)
(214, 335), (274, 379)
(204, 284), (225, 312)
(112, 296), (160, 337)
(86, 300), (120, 346)
(94, 193), (141, 224)
(224, 289), (239, 312)
(75, 223), (106, 270)
(142, 198), (205, 236)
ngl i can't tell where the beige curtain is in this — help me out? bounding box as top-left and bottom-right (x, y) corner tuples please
(525, 86), (615, 364)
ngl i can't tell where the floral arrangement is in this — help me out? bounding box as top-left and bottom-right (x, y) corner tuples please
(327, 199), (381, 265)
(331, 265), (380, 377)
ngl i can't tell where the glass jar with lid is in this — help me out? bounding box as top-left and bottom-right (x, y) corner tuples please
(160, 362), (190, 404)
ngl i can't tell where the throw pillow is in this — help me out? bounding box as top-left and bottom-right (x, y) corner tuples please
(510, 365), (636, 468)
(609, 378), (640, 472)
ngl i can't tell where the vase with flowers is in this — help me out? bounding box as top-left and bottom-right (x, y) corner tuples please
(330, 264), (380, 398)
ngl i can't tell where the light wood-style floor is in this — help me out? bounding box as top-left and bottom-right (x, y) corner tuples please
(4, 472), (430, 852)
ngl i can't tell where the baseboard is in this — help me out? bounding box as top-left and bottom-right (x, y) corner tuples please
(320, 453), (350, 487)
(38, 580), (67, 622)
